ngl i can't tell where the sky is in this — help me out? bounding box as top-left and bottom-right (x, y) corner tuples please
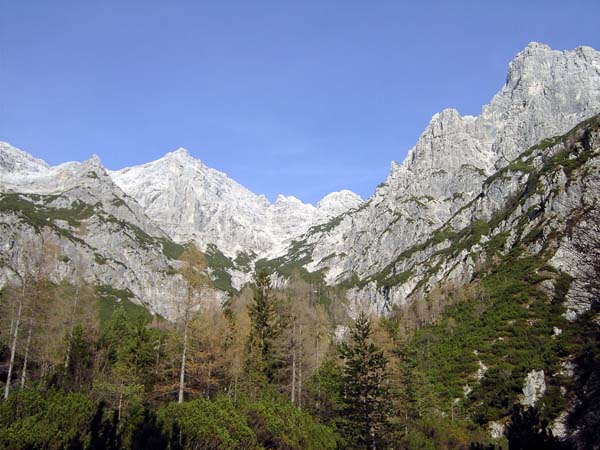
(2, 1), (600, 204)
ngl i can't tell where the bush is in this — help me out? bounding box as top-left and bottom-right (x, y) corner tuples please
(0, 387), (100, 449)
(157, 396), (257, 450)
(239, 393), (339, 450)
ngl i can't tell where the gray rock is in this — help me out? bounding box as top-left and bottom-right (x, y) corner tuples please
(521, 370), (546, 407)
(287, 43), (600, 290)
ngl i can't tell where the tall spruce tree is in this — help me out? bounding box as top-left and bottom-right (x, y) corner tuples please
(247, 269), (280, 386)
(339, 312), (391, 450)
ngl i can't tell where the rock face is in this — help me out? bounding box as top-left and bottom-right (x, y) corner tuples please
(0, 142), (49, 176)
(344, 113), (600, 315)
(110, 150), (362, 258)
(280, 43), (600, 290)
(0, 142), (363, 317)
(0, 142), (220, 319)
(521, 370), (547, 407)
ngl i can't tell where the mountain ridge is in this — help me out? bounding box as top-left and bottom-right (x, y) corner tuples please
(278, 42), (600, 292)
(1, 42), (600, 321)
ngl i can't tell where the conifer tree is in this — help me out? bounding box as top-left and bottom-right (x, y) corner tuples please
(247, 269), (280, 386)
(339, 312), (391, 450)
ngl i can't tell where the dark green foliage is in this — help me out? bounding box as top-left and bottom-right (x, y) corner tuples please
(100, 307), (160, 385)
(240, 393), (339, 450)
(96, 287), (151, 327)
(404, 252), (569, 422)
(158, 238), (185, 260)
(0, 387), (337, 450)
(247, 270), (281, 384)
(484, 231), (510, 256)
(63, 325), (96, 389)
(0, 388), (99, 449)
(154, 393), (339, 450)
(127, 409), (168, 450)
(564, 310), (600, 450)
(157, 396), (257, 449)
(305, 359), (345, 428)
(433, 227), (458, 244)
(506, 159), (534, 174)
(403, 416), (496, 450)
(234, 251), (255, 271)
(308, 212), (346, 234)
(0, 193), (92, 245)
(255, 238), (326, 284)
(0, 193), (96, 228)
(339, 312), (391, 449)
(89, 402), (121, 450)
(204, 243), (237, 294)
(505, 405), (571, 450)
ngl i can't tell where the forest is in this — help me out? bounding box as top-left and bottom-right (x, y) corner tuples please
(0, 219), (599, 450)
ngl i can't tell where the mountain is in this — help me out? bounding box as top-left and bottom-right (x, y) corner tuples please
(2, 42), (600, 449)
(0, 142), (363, 314)
(109, 149), (362, 260)
(271, 43), (600, 300)
(352, 114), (600, 314)
(0, 142), (202, 319)
(1, 43), (599, 321)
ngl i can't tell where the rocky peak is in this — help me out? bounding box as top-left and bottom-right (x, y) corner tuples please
(0, 141), (49, 177)
(317, 190), (363, 218)
(155, 147), (208, 171)
(168, 147), (190, 157)
(161, 147), (203, 167)
(287, 43), (600, 286)
(275, 194), (309, 206)
(81, 154), (104, 172)
(506, 42), (554, 82)
(109, 148), (361, 258)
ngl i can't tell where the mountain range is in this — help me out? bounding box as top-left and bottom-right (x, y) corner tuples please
(1, 42), (600, 322)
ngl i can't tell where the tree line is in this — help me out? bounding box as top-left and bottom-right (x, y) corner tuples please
(4, 202), (599, 450)
(0, 241), (395, 449)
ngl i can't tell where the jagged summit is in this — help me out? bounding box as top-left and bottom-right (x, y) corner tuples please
(524, 41), (552, 51)
(284, 42), (600, 287)
(169, 147), (190, 156)
(84, 154), (103, 168)
(1, 138), (363, 262)
(317, 190), (363, 218)
(2, 42), (599, 301)
(0, 141), (49, 177)
(110, 146), (362, 258)
(160, 147), (202, 165)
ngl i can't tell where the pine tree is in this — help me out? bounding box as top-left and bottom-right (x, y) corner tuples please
(246, 269), (280, 386)
(339, 312), (391, 450)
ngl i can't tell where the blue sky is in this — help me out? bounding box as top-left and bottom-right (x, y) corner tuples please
(2, 1), (600, 204)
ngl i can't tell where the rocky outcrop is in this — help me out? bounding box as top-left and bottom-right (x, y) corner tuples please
(342, 113), (600, 314)
(280, 43), (600, 289)
(522, 370), (547, 407)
